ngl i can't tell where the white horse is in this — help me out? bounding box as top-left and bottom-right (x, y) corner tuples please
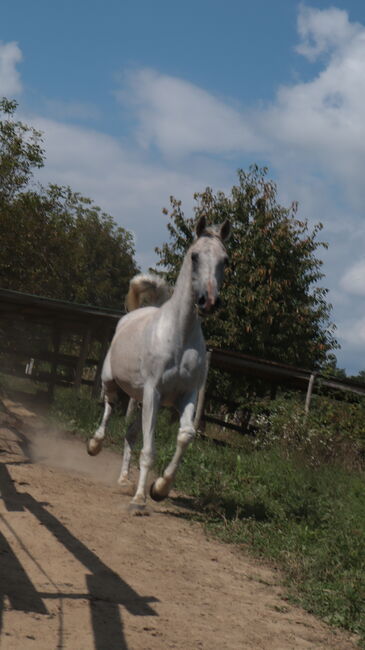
(113, 271), (171, 466)
(87, 215), (230, 513)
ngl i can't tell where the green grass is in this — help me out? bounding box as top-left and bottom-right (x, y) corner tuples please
(29, 386), (365, 646)
(177, 442), (365, 638)
(0, 372), (39, 396)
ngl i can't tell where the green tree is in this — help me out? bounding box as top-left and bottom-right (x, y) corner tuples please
(155, 166), (338, 369)
(0, 98), (44, 204)
(0, 99), (138, 308)
(349, 370), (365, 385)
(0, 184), (138, 308)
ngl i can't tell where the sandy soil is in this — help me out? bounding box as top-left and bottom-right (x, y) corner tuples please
(0, 395), (359, 650)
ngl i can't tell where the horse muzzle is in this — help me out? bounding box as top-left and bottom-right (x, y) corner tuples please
(197, 295), (222, 316)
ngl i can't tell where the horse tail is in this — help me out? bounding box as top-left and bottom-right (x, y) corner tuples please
(125, 273), (171, 312)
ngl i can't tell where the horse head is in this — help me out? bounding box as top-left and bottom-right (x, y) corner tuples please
(190, 215), (230, 316)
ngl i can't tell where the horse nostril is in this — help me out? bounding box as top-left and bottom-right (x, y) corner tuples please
(198, 295), (206, 306)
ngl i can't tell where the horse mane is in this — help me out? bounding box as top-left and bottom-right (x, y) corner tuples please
(197, 222), (230, 241)
(199, 227), (220, 239)
(125, 273), (171, 312)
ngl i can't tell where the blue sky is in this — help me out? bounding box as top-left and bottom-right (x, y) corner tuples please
(2, 1), (365, 373)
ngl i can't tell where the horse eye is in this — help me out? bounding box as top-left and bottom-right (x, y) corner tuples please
(191, 252), (199, 266)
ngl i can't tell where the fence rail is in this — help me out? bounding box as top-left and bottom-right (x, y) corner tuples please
(1, 288), (365, 424)
(0, 288), (119, 399)
(209, 348), (365, 397)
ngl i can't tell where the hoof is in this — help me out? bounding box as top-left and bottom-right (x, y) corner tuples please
(117, 478), (135, 496)
(87, 438), (102, 456)
(128, 501), (150, 516)
(150, 479), (168, 502)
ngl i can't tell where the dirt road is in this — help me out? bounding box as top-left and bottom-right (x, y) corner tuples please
(0, 396), (358, 649)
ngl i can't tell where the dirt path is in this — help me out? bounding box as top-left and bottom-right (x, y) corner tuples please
(0, 396), (358, 650)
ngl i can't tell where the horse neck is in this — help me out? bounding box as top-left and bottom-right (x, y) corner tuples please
(167, 254), (198, 333)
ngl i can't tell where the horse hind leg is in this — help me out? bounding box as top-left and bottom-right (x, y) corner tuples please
(129, 384), (159, 514)
(117, 401), (141, 495)
(87, 380), (117, 456)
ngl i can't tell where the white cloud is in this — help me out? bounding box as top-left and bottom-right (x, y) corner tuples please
(261, 9), (365, 179)
(114, 9), (365, 218)
(0, 41), (22, 96)
(24, 7), (365, 296)
(340, 259), (365, 296)
(296, 5), (362, 61)
(28, 115), (232, 269)
(118, 68), (261, 158)
(32, 116), (185, 236)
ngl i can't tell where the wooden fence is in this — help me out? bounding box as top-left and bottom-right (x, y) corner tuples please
(0, 288), (121, 400)
(198, 348), (365, 434)
(1, 288), (365, 431)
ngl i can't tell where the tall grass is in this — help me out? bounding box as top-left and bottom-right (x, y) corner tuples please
(50, 387), (129, 451)
(46, 388), (365, 645)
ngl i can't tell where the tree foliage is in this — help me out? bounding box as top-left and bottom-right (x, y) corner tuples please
(0, 99), (138, 308)
(0, 98), (44, 204)
(155, 166), (338, 368)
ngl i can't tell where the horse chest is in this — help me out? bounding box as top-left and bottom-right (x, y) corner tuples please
(146, 346), (203, 393)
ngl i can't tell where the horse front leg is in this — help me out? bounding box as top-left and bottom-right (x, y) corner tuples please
(150, 391), (197, 502)
(129, 384), (159, 514)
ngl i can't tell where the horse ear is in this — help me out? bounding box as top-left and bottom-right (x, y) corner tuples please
(196, 215), (206, 238)
(219, 219), (231, 242)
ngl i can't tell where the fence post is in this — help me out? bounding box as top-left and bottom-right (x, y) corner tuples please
(74, 328), (92, 393)
(48, 326), (61, 401)
(194, 349), (212, 431)
(304, 372), (316, 419)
